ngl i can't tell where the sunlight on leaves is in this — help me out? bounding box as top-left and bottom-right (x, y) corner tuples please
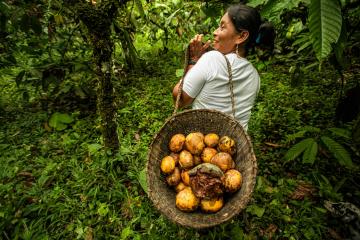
(49, 112), (74, 131)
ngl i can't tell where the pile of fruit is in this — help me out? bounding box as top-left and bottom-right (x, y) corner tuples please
(160, 132), (242, 213)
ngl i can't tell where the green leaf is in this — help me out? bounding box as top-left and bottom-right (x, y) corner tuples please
(302, 140), (318, 164)
(285, 130), (306, 143)
(286, 21), (304, 40)
(308, 0), (342, 60)
(246, 204), (265, 217)
(328, 127), (351, 139)
(49, 112), (74, 131)
(134, 0), (146, 20)
(247, 0), (268, 7)
(321, 136), (353, 167)
(0, 2), (10, 14)
(302, 126), (321, 133)
(165, 8), (181, 27)
(138, 167), (148, 193)
(261, 0), (305, 23)
(120, 226), (133, 240)
(97, 203), (109, 216)
(88, 143), (102, 154)
(284, 138), (315, 161)
(175, 69), (184, 78)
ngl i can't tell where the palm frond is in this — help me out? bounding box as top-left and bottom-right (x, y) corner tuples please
(321, 136), (353, 168)
(302, 140), (318, 164)
(285, 130), (306, 143)
(284, 138), (315, 162)
(328, 127), (351, 139)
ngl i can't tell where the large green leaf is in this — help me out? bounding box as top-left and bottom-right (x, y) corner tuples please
(49, 112), (74, 131)
(328, 127), (351, 139)
(284, 138), (315, 162)
(302, 140), (318, 164)
(321, 136), (353, 168)
(308, 0), (342, 60)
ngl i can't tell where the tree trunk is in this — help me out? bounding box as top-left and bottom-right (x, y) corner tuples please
(92, 34), (119, 151)
(64, 0), (128, 151)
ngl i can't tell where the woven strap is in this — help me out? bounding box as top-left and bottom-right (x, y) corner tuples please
(174, 46), (235, 117)
(222, 55), (235, 117)
(173, 46), (189, 115)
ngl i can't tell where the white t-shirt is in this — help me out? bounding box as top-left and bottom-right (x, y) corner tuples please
(182, 50), (260, 130)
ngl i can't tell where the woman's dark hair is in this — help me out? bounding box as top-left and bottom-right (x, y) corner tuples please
(227, 4), (275, 52)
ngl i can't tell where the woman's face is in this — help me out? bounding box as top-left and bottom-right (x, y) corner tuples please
(213, 13), (240, 54)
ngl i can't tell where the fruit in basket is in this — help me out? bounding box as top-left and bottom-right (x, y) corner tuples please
(188, 163), (224, 199)
(201, 147), (218, 163)
(160, 156), (176, 174)
(166, 167), (181, 186)
(161, 131), (243, 214)
(169, 134), (186, 152)
(176, 187), (199, 212)
(210, 152), (235, 172)
(218, 136), (236, 155)
(185, 132), (205, 155)
(179, 150), (194, 169)
(204, 133), (220, 148)
(175, 182), (187, 193)
(181, 170), (191, 185)
(194, 132), (205, 139)
(223, 169), (242, 193)
(200, 197), (224, 213)
(193, 155), (202, 166)
(169, 152), (179, 165)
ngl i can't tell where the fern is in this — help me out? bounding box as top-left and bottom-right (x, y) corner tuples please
(284, 138), (315, 162)
(285, 126), (320, 143)
(285, 130), (306, 143)
(302, 140), (318, 164)
(308, 0), (342, 60)
(328, 127), (351, 139)
(321, 136), (353, 168)
(301, 126), (321, 133)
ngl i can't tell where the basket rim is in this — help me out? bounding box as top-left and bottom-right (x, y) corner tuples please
(146, 109), (258, 229)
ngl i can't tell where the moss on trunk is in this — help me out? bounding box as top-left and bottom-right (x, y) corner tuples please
(65, 1), (129, 151)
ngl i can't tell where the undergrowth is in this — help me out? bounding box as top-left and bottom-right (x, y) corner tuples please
(1, 49), (359, 239)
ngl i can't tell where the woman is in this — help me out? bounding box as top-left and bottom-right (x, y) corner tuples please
(172, 4), (275, 131)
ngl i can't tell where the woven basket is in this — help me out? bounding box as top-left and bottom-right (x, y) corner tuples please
(146, 109), (257, 229)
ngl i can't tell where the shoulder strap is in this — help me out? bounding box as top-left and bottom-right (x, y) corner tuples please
(174, 47), (236, 118)
(221, 54), (236, 117)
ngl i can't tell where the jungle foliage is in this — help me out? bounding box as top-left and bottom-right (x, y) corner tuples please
(1, 0), (360, 239)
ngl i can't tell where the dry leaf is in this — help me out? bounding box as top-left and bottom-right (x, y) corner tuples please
(264, 142), (283, 148)
(290, 181), (316, 200)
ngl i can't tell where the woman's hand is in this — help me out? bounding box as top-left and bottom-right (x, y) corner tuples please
(189, 34), (211, 62)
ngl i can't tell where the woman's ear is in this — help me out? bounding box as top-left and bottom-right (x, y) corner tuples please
(236, 30), (249, 45)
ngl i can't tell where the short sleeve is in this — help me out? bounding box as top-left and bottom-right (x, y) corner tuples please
(182, 51), (220, 98)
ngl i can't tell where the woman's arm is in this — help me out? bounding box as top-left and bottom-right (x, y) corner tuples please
(172, 79), (194, 109)
(172, 34), (211, 109)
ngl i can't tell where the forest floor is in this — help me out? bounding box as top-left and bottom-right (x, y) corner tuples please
(1, 50), (359, 239)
